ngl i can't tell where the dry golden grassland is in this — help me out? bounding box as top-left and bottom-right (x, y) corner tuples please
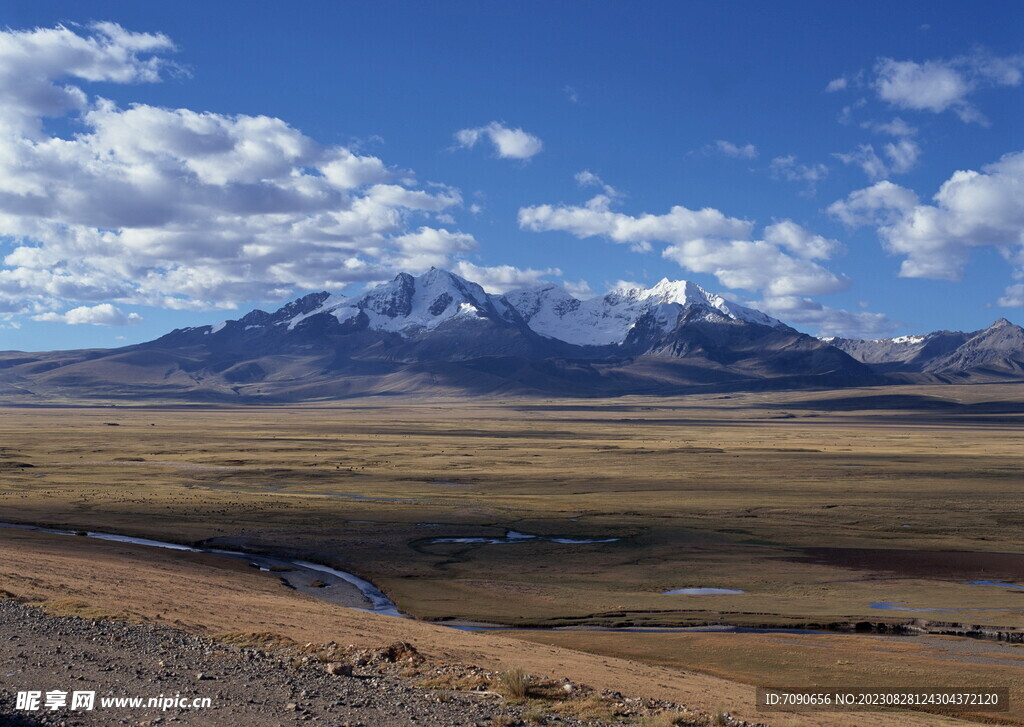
(1, 385), (1021, 627)
(0, 527), (968, 727)
(0, 383), (1022, 723)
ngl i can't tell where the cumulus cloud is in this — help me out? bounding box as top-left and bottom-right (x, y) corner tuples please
(520, 194), (752, 246)
(0, 22), (178, 137)
(826, 180), (919, 226)
(757, 295), (896, 339)
(864, 53), (1024, 124)
(829, 152), (1024, 284)
(834, 139), (921, 180)
(825, 77), (848, 93)
(454, 121), (543, 160)
(452, 261), (562, 294)
(386, 227), (476, 271)
(0, 23), (480, 324)
(660, 240), (847, 297)
(34, 303), (142, 326)
(519, 196), (848, 297)
(875, 58), (971, 114)
(763, 220), (843, 259)
(999, 284), (1024, 307)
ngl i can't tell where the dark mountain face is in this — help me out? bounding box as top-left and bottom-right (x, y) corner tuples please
(631, 308), (876, 387)
(7, 268), (1016, 402)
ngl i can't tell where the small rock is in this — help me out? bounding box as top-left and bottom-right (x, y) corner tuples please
(326, 662), (353, 677)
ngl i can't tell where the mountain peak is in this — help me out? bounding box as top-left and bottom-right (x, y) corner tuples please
(303, 266), (504, 334)
(504, 276), (780, 345)
(187, 268), (784, 347)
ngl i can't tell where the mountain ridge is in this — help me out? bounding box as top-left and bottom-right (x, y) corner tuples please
(826, 317), (1024, 380)
(0, 268), (1020, 402)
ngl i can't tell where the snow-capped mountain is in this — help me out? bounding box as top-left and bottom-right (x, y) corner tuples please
(503, 278), (781, 346)
(194, 268), (779, 349)
(26, 267), (1024, 402)
(280, 269), (518, 335)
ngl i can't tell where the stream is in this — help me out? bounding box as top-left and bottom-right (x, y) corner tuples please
(5, 521), (1022, 640)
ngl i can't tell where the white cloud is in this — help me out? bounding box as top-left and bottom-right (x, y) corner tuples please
(834, 145), (888, 181)
(825, 77), (848, 92)
(875, 58), (970, 113)
(386, 227), (477, 271)
(520, 194), (753, 245)
(758, 295), (896, 339)
(872, 53), (1024, 124)
(0, 22), (178, 137)
(452, 261), (561, 294)
(884, 138), (921, 173)
(999, 284), (1024, 307)
(769, 155), (828, 195)
(834, 139), (920, 180)
(713, 140), (758, 159)
(0, 23), (480, 323)
(562, 279), (594, 299)
(454, 121), (543, 160)
(34, 303), (142, 326)
(610, 280), (645, 292)
(829, 152), (1024, 283)
(661, 240), (847, 297)
(763, 220), (843, 259)
(827, 180), (919, 226)
(519, 197), (847, 297)
(574, 170), (620, 197)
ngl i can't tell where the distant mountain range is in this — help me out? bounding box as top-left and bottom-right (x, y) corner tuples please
(1, 268), (1021, 401)
(826, 318), (1024, 381)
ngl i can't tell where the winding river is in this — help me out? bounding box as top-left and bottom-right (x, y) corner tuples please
(0, 522), (402, 617)
(6, 521), (1021, 640)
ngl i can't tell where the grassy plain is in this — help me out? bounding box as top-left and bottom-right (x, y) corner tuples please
(1, 383), (1022, 723)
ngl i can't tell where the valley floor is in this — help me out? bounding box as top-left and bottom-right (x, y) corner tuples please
(1, 384), (1021, 725)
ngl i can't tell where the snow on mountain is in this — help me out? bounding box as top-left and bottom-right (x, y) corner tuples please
(284, 268), (516, 336)
(827, 330), (967, 366)
(187, 269), (785, 347)
(283, 294), (347, 330)
(503, 278), (781, 346)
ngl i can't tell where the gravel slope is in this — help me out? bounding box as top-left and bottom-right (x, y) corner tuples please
(0, 600), (736, 727)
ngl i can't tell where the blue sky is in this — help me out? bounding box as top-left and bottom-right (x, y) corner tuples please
(1, 1), (1022, 350)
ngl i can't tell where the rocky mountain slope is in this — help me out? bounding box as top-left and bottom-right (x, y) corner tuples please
(827, 318), (1024, 380)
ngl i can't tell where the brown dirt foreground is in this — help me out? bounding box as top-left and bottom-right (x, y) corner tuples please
(0, 528), (980, 727)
